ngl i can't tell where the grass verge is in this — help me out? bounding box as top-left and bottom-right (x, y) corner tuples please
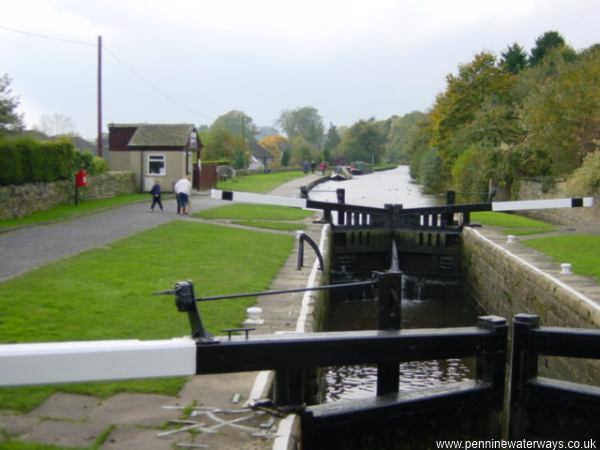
(217, 171), (304, 193)
(523, 234), (600, 282)
(194, 204), (313, 221)
(0, 194), (151, 230)
(194, 204), (313, 232)
(0, 221), (293, 412)
(471, 211), (555, 235)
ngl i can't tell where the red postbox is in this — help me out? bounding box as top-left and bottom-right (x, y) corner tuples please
(75, 169), (88, 187)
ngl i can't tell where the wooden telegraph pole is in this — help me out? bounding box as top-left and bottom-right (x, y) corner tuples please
(97, 35), (103, 158)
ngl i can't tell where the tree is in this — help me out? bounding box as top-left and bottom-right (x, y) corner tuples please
(276, 106), (324, 149)
(0, 74), (24, 135)
(501, 43), (528, 74)
(323, 123), (340, 162)
(259, 134), (288, 167)
(529, 31), (566, 66)
(385, 112), (426, 163)
(211, 111), (258, 141)
(429, 52), (513, 171)
(336, 118), (387, 164)
(519, 46), (600, 175)
(35, 113), (77, 137)
(200, 127), (248, 162)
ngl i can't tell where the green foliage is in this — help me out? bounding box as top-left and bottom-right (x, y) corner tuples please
(289, 135), (316, 166)
(406, 34), (599, 197)
(232, 148), (247, 169)
(385, 112), (426, 163)
(92, 156), (109, 175)
(200, 127), (249, 163)
(211, 110), (258, 140)
(0, 136), (75, 186)
(564, 149), (600, 195)
(277, 106), (325, 149)
(501, 43), (528, 74)
(0, 138), (24, 184)
(0, 73), (24, 135)
(281, 147), (291, 167)
(417, 147), (443, 193)
(529, 31), (566, 66)
(323, 123), (340, 161)
(518, 46), (600, 175)
(335, 118), (387, 164)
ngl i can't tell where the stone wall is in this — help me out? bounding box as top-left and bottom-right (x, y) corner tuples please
(518, 180), (600, 225)
(0, 172), (137, 220)
(462, 227), (600, 385)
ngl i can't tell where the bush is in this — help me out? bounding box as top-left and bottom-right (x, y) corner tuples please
(0, 136), (75, 186)
(92, 156), (109, 175)
(565, 149), (600, 195)
(0, 138), (24, 185)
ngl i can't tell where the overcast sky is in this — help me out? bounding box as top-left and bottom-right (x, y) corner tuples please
(2, 0), (599, 140)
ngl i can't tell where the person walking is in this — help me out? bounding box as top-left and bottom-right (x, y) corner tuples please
(149, 179), (164, 212)
(174, 176), (192, 215)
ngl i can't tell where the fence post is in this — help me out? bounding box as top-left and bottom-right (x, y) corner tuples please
(476, 315), (508, 437)
(508, 313), (539, 439)
(374, 271), (402, 396)
(336, 189), (345, 225)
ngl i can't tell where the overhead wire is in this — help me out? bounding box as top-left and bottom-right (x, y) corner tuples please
(0, 24), (209, 120)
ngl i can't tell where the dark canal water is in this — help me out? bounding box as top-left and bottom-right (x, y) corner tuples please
(310, 166), (483, 403)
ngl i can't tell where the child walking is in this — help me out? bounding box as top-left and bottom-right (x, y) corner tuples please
(150, 179), (164, 212)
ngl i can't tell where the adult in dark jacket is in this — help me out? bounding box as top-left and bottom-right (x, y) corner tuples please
(150, 180), (164, 212)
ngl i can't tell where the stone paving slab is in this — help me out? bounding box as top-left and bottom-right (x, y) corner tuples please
(30, 392), (99, 421)
(23, 419), (107, 448)
(0, 414), (39, 437)
(102, 426), (178, 450)
(178, 372), (259, 406)
(88, 393), (182, 427)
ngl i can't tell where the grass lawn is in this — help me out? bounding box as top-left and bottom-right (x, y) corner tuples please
(194, 204), (314, 221)
(0, 193), (150, 230)
(0, 221), (294, 412)
(217, 171), (305, 193)
(232, 220), (306, 232)
(471, 211), (555, 235)
(524, 234), (600, 282)
(194, 204), (314, 232)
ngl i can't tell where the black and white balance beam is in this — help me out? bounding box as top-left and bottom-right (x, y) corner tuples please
(211, 189), (593, 213)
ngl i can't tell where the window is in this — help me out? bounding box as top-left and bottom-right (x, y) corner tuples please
(147, 154), (165, 176)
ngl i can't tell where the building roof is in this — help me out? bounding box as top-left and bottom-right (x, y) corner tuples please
(248, 141), (273, 160)
(110, 124), (195, 148)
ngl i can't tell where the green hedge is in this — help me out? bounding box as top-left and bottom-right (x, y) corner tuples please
(0, 136), (76, 186)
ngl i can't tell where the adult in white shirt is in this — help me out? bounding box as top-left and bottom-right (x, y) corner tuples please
(174, 176), (192, 215)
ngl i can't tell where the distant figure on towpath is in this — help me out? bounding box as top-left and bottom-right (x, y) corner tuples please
(174, 176), (192, 215)
(149, 179), (164, 212)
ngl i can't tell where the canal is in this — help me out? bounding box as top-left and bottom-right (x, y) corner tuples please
(310, 166), (483, 403)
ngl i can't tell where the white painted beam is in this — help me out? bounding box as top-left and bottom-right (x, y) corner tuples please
(492, 197), (593, 212)
(0, 338), (196, 387)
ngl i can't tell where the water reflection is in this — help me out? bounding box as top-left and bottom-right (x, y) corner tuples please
(310, 166), (437, 208)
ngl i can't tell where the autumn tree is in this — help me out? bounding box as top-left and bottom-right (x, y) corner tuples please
(0, 74), (24, 135)
(259, 134), (289, 167)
